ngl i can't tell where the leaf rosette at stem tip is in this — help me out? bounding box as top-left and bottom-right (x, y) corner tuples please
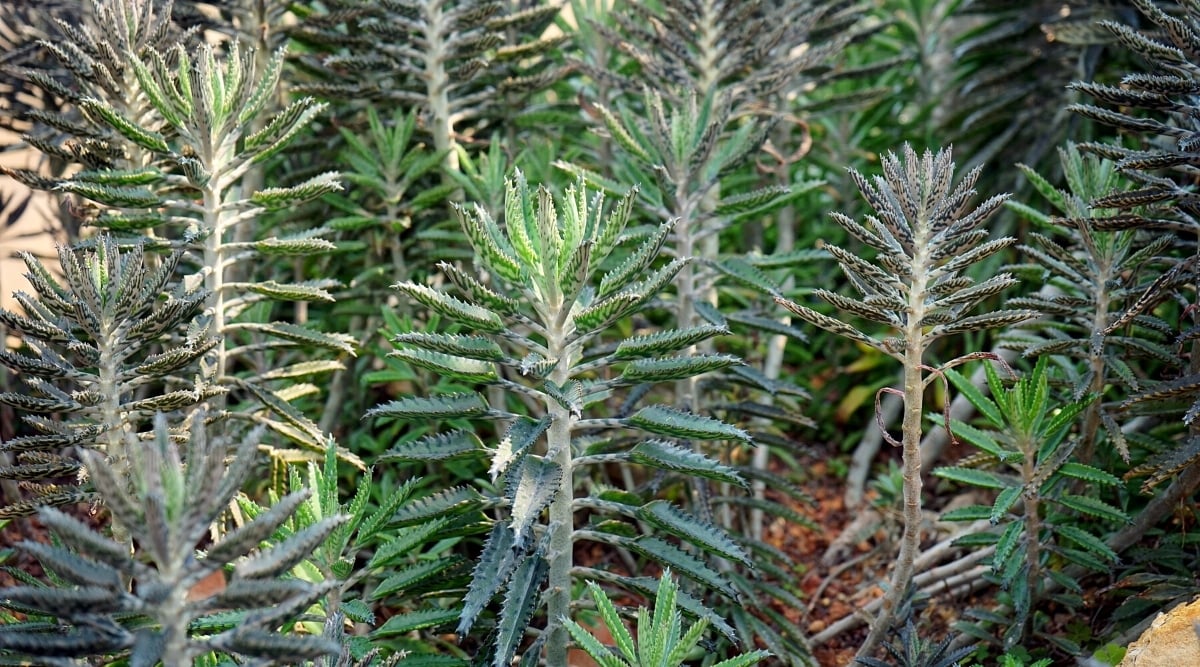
(775, 144), (1036, 355)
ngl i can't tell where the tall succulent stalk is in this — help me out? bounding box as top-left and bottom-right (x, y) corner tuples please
(776, 145), (1033, 659)
(369, 171), (752, 663)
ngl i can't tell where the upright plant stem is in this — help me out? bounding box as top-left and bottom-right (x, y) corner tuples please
(857, 245), (931, 661)
(544, 303), (574, 664)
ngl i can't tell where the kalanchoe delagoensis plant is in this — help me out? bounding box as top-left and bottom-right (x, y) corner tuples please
(1, 0), (355, 464)
(0, 235), (220, 518)
(776, 144), (1035, 659)
(0, 412), (345, 666)
(368, 171), (755, 664)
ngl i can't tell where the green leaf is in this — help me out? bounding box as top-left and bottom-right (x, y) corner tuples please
(613, 325), (730, 360)
(253, 237), (338, 256)
(948, 419), (1013, 462)
(396, 282), (505, 333)
(378, 430), (484, 462)
(245, 280), (335, 302)
(619, 354), (741, 384)
(1057, 462), (1122, 486)
(371, 608), (461, 638)
(991, 486), (1022, 524)
(233, 322), (356, 355)
(508, 456), (562, 544)
(992, 521), (1024, 576)
(933, 466), (1009, 490)
(391, 487), (485, 527)
(367, 393), (491, 421)
(389, 348), (498, 384)
(1056, 494), (1131, 524)
(940, 504), (992, 522)
(251, 172), (343, 210)
(78, 97), (169, 153)
(627, 536), (735, 599)
(365, 518), (445, 569)
(394, 333), (507, 362)
(575, 292), (641, 334)
(637, 500), (751, 567)
(56, 181), (162, 208)
(628, 405), (751, 442)
(493, 554), (548, 667)
(370, 557), (460, 600)
(629, 440), (747, 488)
(945, 367), (1004, 428)
(598, 220), (673, 298)
(459, 523), (519, 636)
(1053, 524), (1119, 563)
(491, 416), (552, 481)
(710, 257), (781, 297)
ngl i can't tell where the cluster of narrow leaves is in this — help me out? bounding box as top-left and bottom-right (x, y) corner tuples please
(941, 0), (1130, 182)
(2, 0), (354, 462)
(0, 236), (220, 518)
(0, 413), (344, 666)
(776, 144), (1034, 356)
(854, 619), (975, 667)
(235, 439), (470, 663)
(0, 0), (195, 181)
(1003, 145), (1178, 469)
(290, 0), (568, 156)
(564, 571), (770, 667)
(1068, 0), (1200, 491)
(936, 358), (1126, 652)
(368, 172), (756, 663)
(578, 0), (873, 105)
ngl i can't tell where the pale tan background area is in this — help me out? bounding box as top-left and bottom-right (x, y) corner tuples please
(0, 129), (61, 315)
